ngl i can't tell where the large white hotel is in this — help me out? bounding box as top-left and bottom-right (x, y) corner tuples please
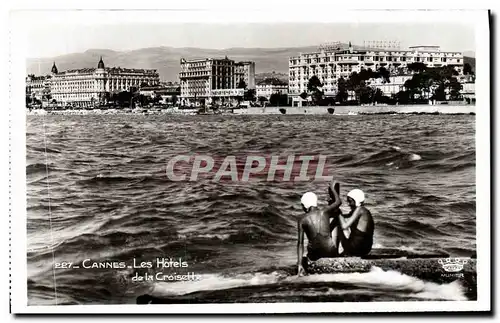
(288, 43), (464, 102)
(26, 57), (160, 107)
(179, 57), (255, 106)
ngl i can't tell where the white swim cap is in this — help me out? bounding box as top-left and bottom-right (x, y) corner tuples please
(301, 192), (318, 209)
(347, 189), (365, 206)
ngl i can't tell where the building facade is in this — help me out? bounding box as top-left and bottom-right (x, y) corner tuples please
(139, 82), (181, 104)
(239, 61), (256, 89)
(140, 82), (180, 97)
(367, 75), (413, 97)
(256, 78), (289, 99)
(179, 57), (255, 106)
(26, 74), (51, 102)
(461, 82), (475, 101)
(32, 58), (160, 107)
(288, 43), (464, 101)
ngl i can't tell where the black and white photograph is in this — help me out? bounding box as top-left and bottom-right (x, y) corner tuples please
(8, 7), (491, 314)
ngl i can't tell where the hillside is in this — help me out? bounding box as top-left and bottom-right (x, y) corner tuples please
(27, 46), (476, 81)
(27, 46), (319, 82)
(255, 72), (288, 83)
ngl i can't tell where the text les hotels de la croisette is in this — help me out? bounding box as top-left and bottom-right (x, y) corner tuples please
(53, 258), (201, 282)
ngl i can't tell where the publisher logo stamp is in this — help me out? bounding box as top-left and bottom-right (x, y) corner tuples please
(438, 258), (468, 278)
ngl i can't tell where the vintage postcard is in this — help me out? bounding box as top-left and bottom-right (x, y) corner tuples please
(9, 7), (490, 314)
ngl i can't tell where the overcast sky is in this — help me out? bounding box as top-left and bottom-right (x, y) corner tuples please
(26, 23), (475, 58)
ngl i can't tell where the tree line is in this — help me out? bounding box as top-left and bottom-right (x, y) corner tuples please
(393, 63), (466, 104)
(299, 62), (473, 106)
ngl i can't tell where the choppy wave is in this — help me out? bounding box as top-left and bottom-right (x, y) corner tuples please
(26, 163), (53, 175)
(150, 266), (466, 302)
(347, 146), (424, 170)
(26, 114), (476, 305)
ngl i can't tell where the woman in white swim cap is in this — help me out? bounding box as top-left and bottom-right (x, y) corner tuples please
(337, 188), (374, 256)
(347, 189), (365, 207)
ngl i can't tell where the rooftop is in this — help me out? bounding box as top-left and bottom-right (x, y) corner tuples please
(27, 74), (50, 81)
(409, 45), (441, 48)
(289, 45), (461, 60)
(180, 57), (254, 65)
(62, 67), (96, 74)
(53, 66), (158, 75)
(106, 67), (158, 74)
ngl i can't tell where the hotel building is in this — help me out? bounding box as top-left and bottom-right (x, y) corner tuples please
(239, 61), (256, 89)
(256, 78), (289, 99)
(139, 82), (181, 104)
(30, 58), (160, 107)
(140, 82), (180, 98)
(26, 75), (51, 102)
(179, 57), (255, 106)
(460, 74), (476, 102)
(367, 75), (413, 97)
(288, 43), (464, 102)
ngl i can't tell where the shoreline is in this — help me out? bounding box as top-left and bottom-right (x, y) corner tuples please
(233, 104), (476, 115)
(26, 106), (476, 116)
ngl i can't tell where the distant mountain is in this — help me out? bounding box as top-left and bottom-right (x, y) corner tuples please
(255, 72), (288, 83)
(27, 45), (476, 81)
(27, 46), (319, 81)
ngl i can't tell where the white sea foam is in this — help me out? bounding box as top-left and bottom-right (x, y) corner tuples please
(152, 266), (466, 301)
(197, 233), (231, 240)
(153, 271), (286, 296)
(371, 242), (386, 249)
(399, 245), (417, 252)
(409, 153), (422, 161)
(177, 233), (231, 240)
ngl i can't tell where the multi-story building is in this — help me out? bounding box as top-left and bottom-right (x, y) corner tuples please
(160, 81), (181, 89)
(288, 43), (464, 103)
(462, 82), (475, 102)
(33, 58), (159, 107)
(238, 61), (256, 89)
(458, 74), (475, 102)
(139, 82), (181, 104)
(26, 74), (52, 102)
(367, 75), (413, 97)
(140, 82), (180, 97)
(179, 57), (255, 106)
(256, 78), (288, 99)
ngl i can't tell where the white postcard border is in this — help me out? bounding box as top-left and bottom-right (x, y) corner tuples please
(9, 8), (490, 313)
